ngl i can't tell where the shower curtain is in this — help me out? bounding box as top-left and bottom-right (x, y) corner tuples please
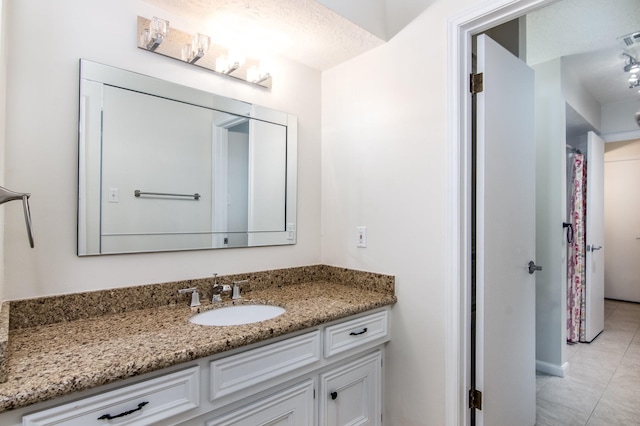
(567, 153), (587, 343)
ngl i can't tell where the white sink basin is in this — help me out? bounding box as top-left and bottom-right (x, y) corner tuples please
(189, 304), (286, 326)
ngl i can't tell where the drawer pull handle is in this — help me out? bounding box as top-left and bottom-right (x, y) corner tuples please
(349, 327), (368, 336)
(330, 391), (338, 400)
(98, 401), (149, 420)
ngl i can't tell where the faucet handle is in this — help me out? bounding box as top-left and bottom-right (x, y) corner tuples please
(178, 287), (201, 307)
(232, 280), (248, 300)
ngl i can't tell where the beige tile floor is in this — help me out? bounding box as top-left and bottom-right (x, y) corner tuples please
(536, 299), (640, 426)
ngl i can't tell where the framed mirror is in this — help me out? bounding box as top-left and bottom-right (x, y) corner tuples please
(77, 59), (297, 255)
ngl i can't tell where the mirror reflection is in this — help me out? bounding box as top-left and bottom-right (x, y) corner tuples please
(78, 60), (297, 255)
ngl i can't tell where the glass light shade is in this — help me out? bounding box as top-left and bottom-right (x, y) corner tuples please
(141, 29), (151, 47)
(247, 66), (260, 83)
(151, 17), (169, 40)
(193, 33), (210, 54)
(181, 43), (193, 62)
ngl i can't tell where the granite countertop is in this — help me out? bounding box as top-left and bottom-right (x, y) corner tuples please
(0, 279), (396, 413)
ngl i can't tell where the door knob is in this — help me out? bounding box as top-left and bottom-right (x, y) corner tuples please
(330, 391), (338, 400)
(528, 261), (543, 274)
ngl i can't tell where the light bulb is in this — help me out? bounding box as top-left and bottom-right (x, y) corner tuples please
(216, 55), (229, 73)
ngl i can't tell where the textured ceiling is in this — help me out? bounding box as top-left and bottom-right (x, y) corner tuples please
(141, 0), (385, 71)
(527, 0), (640, 105)
(563, 44), (640, 106)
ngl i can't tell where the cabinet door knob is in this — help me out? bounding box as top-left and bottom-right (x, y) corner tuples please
(330, 391), (338, 400)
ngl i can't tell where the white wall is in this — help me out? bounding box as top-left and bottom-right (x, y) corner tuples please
(601, 99), (640, 135)
(316, 0), (436, 41)
(561, 59), (601, 132)
(0, 0), (7, 303)
(321, 1), (479, 424)
(3, 0), (321, 299)
(316, 0), (387, 40)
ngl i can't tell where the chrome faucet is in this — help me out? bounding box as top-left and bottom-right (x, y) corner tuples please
(211, 274), (232, 302)
(232, 280), (248, 300)
(178, 287), (200, 307)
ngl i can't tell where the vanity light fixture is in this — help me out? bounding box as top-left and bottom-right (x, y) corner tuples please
(141, 17), (169, 51)
(137, 16), (272, 89)
(182, 33), (211, 64)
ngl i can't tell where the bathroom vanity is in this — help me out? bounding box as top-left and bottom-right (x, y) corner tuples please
(0, 267), (395, 425)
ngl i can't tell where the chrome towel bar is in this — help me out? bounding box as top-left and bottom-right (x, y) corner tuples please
(134, 190), (200, 200)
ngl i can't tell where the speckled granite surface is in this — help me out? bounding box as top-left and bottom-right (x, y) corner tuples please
(0, 303), (8, 383)
(0, 266), (395, 413)
(9, 265), (394, 330)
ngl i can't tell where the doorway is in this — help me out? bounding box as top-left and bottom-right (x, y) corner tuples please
(446, 0), (639, 424)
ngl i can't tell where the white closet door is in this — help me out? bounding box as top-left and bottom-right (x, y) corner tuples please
(585, 131), (605, 341)
(604, 157), (640, 302)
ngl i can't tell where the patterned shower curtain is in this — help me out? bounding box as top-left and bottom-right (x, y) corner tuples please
(567, 153), (587, 343)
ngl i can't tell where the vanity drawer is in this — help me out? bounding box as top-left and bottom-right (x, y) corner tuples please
(210, 330), (321, 401)
(22, 366), (199, 426)
(205, 379), (314, 426)
(324, 310), (389, 357)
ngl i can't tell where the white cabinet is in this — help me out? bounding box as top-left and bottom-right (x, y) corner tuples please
(319, 351), (382, 426)
(14, 308), (390, 426)
(205, 379), (314, 426)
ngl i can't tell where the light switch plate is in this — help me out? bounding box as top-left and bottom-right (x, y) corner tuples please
(108, 188), (119, 203)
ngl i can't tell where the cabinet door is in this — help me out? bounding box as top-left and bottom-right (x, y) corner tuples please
(319, 351), (381, 426)
(205, 379), (314, 426)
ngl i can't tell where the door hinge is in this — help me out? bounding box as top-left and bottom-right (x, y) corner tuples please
(470, 73), (484, 94)
(313, 388), (316, 399)
(469, 389), (483, 410)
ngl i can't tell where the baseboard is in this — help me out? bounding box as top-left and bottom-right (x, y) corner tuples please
(535, 360), (568, 377)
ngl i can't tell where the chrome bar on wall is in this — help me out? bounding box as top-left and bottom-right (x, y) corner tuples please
(134, 190), (201, 200)
(0, 186), (34, 248)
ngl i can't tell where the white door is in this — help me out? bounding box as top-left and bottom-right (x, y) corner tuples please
(475, 34), (536, 426)
(604, 153), (640, 302)
(585, 131), (605, 341)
